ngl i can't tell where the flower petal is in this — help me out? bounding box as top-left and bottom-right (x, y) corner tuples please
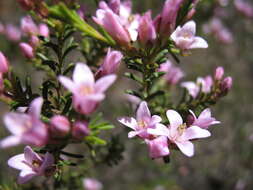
(18, 170), (37, 184)
(189, 37), (208, 49)
(8, 154), (31, 171)
(166, 110), (183, 128)
(58, 76), (76, 92)
(182, 20), (196, 36)
(147, 123), (169, 136)
(128, 131), (140, 138)
(118, 117), (138, 130)
(28, 97), (43, 119)
(136, 101), (151, 121)
(0, 135), (21, 148)
(146, 136), (170, 159)
(40, 152), (54, 172)
(24, 146), (42, 164)
(95, 74), (117, 93)
(73, 63), (94, 85)
(184, 126), (211, 140)
(175, 140), (194, 157)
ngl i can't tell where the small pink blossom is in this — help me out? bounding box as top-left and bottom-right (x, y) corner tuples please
(148, 110), (211, 157)
(29, 36), (40, 47)
(189, 108), (220, 129)
(83, 178), (103, 190)
(50, 115), (70, 138)
(8, 146), (54, 184)
(38, 24), (50, 37)
(234, 0), (253, 18)
(138, 11), (157, 45)
(118, 101), (163, 139)
(0, 97), (48, 148)
(72, 121), (90, 140)
(158, 60), (184, 85)
(220, 76), (232, 94)
(96, 49), (123, 78)
(21, 16), (38, 35)
(19, 42), (35, 59)
(59, 63), (117, 115)
(0, 51), (9, 73)
(145, 136), (169, 159)
(181, 76), (213, 98)
(214, 66), (224, 81)
(5, 24), (21, 41)
(171, 20), (208, 50)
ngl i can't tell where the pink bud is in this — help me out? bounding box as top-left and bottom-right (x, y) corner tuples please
(72, 121), (89, 140)
(29, 36), (40, 47)
(19, 42), (35, 59)
(214, 66), (224, 80)
(39, 24), (49, 37)
(21, 16), (38, 35)
(0, 52), (9, 73)
(221, 76), (232, 94)
(83, 178), (103, 190)
(186, 114), (195, 126)
(50, 115), (70, 137)
(5, 24), (21, 41)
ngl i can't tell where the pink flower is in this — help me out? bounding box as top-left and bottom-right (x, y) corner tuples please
(59, 63), (117, 115)
(171, 20), (208, 50)
(189, 108), (220, 129)
(96, 49), (123, 78)
(145, 136), (170, 159)
(0, 22), (5, 34)
(148, 110), (211, 157)
(19, 42), (35, 59)
(5, 24), (21, 41)
(118, 101), (163, 139)
(39, 24), (49, 37)
(72, 121), (90, 140)
(138, 11), (156, 45)
(158, 60), (184, 85)
(50, 115), (70, 138)
(214, 66), (224, 80)
(157, 0), (184, 36)
(0, 97), (48, 148)
(181, 76), (213, 98)
(220, 76), (232, 94)
(234, 0), (253, 18)
(83, 178), (103, 190)
(8, 146), (54, 184)
(29, 35), (40, 47)
(0, 51), (9, 73)
(21, 16), (38, 35)
(93, 6), (131, 46)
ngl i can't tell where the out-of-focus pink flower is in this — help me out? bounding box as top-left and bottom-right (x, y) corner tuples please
(171, 20), (208, 50)
(93, 7), (131, 46)
(148, 110), (211, 157)
(5, 24), (21, 41)
(50, 115), (70, 138)
(189, 108), (220, 129)
(8, 146), (54, 184)
(83, 178), (103, 190)
(29, 35), (40, 47)
(0, 97), (48, 148)
(0, 52), (9, 73)
(214, 66), (224, 80)
(157, 0), (184, 36)
(72, 121), (90, 140)
(19, 42), (35, 59)
(145, 136), (169, 159)
(138, 11), (156, 45)
(0, 22), (5, 34)
(158, 60), (184, 85)
(39, 24), (49, 37)
(21, 16), (38, 35)
(234, 0), (253, 18)
(181, 76), (213, 98)
(96, 49), (123, 78)
(59, 63), (117, 115)
(118, 101), (163, 139)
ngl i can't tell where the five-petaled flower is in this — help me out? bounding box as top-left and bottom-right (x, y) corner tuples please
(8, 146), (55, 184)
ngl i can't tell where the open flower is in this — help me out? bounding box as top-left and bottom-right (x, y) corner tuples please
(59, 63), (116, 115)
(118, 101), (162, 139)
(0, 97), (48, 148)
(171, 20), (208, 50)
(189, 108), (220, 129)
(8, 146), (54, 184)
(148, 110), (211, 157)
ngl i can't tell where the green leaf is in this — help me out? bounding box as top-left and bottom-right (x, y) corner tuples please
(85, 136), (107, 145)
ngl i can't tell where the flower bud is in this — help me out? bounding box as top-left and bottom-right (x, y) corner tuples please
(19, 42), (34, 59)
(5, 24), (21, 41)
(21, 16), (38, 35)
(214, 66), (224, 80)
(0, 52), (9, 73)
(186, 114), (195, 126)
(29, 36), (40, 47)
(83, 178), (103, 190)
(72, 121), (90, 140)
(220, 76), (232, 95)
(39, 24), (49, 37)
(50, 115), (70, 137)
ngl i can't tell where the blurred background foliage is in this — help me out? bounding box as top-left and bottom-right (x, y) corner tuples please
(0, 0), (253, 190)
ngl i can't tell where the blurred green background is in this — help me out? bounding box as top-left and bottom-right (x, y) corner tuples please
(0, 0), (253, 190)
